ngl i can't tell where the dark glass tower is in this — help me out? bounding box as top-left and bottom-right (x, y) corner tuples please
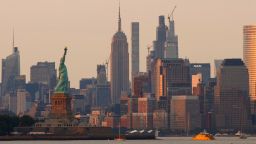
(1, 47), (20, 97)
(154, 16), (167, 58)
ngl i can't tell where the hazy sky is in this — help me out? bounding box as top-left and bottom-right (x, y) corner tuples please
(0, 0), (256, 88)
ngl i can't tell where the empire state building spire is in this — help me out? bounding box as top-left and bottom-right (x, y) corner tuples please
(118, 2), (121, 32)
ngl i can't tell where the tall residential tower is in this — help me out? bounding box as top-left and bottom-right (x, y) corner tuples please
(131, 22), (140, 87)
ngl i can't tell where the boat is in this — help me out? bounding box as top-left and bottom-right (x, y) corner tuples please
(235, 131), (247, 139)
(192, 130), (215, 141)
(214, 133), (221, 137)
(125, 129), (156, 140)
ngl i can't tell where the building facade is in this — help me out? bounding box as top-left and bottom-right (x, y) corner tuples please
(152, 58), (191, 101)
(153, 109), (168, 129)
(190, 63), (211, 84)
(170, 95), (201, 132)
(30, 62), (56, 89)
(16, 89), (30, 116)
(79, 78), (97, 89)
(132, 72), (150, 97)
(192, 73), (202, 94)
(214, 59), (223, 77)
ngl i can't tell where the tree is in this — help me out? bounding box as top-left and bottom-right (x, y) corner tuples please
(19, 115), (35, 127)
(0, 115), (19, 135)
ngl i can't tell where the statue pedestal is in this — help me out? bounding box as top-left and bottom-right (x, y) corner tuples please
(50, 93), (72, 119)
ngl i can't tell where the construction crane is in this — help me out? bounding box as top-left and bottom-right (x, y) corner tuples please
(168, 5), (177, 21)
(105, 55), (110, 81)
(147, 45), (152, 55)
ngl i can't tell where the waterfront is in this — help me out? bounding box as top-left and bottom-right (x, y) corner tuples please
(1, 137), (256, 144)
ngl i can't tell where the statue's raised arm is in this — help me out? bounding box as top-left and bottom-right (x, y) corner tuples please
(55, 47), (69, 94)
(62, 47), (67, 63)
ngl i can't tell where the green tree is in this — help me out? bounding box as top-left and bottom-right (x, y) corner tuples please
(19, 115), (35, 127)
(0, 115), (19, 135)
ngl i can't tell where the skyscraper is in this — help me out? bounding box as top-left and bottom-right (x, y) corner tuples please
(30, 62), (57, 89)
(132, 72), (150, 97)
(214, 59), (223, 77)
(152, 58), (191, 100)
(131, 22), (140, 83)
(190, 63), (211, 84)
(97, 65), (107, 85)
(110, 5), (129, 104)
(214, 59), (251, 130)
(244, 25), (256, 113)
(192, 73), (202, 95)
(152, 58), (191, 128)
(153, 16), (167, 59)
(1, 47), (20, 97)
(16, 89), (30, 116)
(79, 78), (97, 89)
(165, 17), (178, 58)
(96, 65), (111, 108)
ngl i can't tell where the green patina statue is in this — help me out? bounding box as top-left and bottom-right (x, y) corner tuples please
(55, 47), (69, 93)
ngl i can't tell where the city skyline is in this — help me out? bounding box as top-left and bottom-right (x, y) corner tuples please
(0, 0), (256, 88)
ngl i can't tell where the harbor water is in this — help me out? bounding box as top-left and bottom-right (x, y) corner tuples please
(1, 137), (256, 144)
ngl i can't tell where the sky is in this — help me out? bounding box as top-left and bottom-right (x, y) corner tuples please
(0, 0), (256, 88)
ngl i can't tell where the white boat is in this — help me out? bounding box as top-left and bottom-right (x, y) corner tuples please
(235, 131), (241, 136)
(235, 130), (248, 139)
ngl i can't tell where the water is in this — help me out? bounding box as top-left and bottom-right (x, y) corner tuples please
(1, 137), (256, 144)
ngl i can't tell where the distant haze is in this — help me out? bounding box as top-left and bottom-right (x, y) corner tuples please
(0, 0), (255, 88)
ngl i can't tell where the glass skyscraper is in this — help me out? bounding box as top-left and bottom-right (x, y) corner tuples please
(244, 25), (256, 113)
(1, 47), (20, 97)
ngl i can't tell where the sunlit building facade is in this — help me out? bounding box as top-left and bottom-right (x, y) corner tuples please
(190, 63), (210, 84)
(170, 95), (201, 132)
(152, 58), (191, 101)
(244, 25), (256, 113)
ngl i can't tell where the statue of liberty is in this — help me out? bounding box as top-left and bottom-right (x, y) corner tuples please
(55, 47), (69, 93)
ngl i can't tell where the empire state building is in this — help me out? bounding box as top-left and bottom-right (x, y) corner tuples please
(110, 6), (129, 104)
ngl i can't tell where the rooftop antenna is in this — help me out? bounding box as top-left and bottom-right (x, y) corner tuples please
(118, 0), (122, 32)
(168, 5), (177, 21)
(12, 28), (15, 48)
(147, 45), (152, 55)
(105, 55), (110, 81)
